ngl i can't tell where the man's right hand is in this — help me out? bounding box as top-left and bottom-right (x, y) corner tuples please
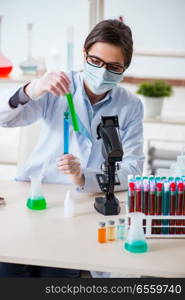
(25, 71), (71, 100)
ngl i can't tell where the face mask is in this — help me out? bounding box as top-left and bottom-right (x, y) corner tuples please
(83, 62), (124, 95)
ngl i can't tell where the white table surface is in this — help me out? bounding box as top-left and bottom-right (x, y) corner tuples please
(0, 180), (185, 277)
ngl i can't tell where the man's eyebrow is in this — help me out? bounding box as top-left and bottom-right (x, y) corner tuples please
(107, 61), (124, 65)
(90, 55), (124, 65)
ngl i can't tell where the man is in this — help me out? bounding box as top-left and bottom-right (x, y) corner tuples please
(0, 19), (144, 277)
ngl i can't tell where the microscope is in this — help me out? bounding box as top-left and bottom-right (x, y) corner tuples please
(94, 116), (124, 215)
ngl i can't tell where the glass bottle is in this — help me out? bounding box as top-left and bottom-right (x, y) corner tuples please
(0, 16), (13, 77)
(98, 222), (106, 243)
(117, 218), (125, 240)
(19, 23), (38, 75)
(107, 220), (116, 241)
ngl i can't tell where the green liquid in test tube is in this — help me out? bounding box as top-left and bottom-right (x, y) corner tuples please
(65, 93), (79, 132)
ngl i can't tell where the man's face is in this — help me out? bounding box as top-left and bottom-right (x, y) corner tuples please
(83, 42), (125, 72)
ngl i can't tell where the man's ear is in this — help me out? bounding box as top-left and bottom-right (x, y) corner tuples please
(83, 48), (87, 57)
(83, 48), (87, 62)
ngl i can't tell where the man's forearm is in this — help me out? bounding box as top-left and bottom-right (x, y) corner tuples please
(9, 84), (31, 108)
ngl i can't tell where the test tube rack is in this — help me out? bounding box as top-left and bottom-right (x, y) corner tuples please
(127, 175), (185, 238)
(125, 215), (185, 238)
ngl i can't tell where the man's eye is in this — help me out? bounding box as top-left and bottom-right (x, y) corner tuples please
(90, 58), (101, 65)
(110, 65), (122, 72)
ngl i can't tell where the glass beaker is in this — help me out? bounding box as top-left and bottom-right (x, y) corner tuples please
(26, 175), (47, 210)
(0, 16), (13, 77)
(124, 212), (148, 253)
(19, 23), (37, 75)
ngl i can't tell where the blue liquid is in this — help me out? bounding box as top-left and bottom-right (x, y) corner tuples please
(125, 240), (148, 253)
(117, 225), (125, 240)
(20, 65), (37, 75)
(64, 112), (69, 154)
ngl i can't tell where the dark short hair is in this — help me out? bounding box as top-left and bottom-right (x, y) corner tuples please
(84, 19), (133, 69)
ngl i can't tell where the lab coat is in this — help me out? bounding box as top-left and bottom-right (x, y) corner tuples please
(0, 71), (144, 192)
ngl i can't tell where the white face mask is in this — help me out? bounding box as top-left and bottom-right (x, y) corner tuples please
(83, 62), (124, 95)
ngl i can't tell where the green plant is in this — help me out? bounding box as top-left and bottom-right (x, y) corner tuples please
(136, 80), (173, 97)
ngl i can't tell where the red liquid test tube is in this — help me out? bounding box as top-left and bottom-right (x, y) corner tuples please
(156, 182), (163, 234)
(170, 182), (176, 234)
(128, 182), (135, 213)
(135, 181), (142, 212)
(143, 180), (149, 233)
(176, 183), (183, 234)
(149, 181), (156, 234)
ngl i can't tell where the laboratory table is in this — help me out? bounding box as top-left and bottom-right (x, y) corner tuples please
(0, 181), (185, 277)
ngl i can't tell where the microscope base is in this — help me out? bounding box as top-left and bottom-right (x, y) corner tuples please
(94, 196), (120, 215)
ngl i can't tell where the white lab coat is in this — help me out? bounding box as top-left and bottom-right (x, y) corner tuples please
(0, 71), (144, 193)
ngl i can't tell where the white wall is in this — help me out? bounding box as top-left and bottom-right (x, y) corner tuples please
(0, 0), (89, 72)
(105, 0), (185, 78)
(0, 0), (185, 78)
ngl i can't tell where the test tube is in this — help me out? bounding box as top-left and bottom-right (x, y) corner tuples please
(149, 180), (156, 234)
(107, 220), (116, 241)
(176, 183), (184, 234)
(64, 112), (69, 154)
(135, 175), (142, 181)
(143, 179), (149, 216)
(135, 180), (142, 212)
(156, 182), (163, 234)
(67, 26), (74, 71)
(162, 182), (170, 234)
(98, 222), (106, 243)
(169, 176), (174, 183)
(175, 177), (181, 184)
(155, 177), (161, 183)
(149, 175), (155, 181)
(143, 179), (149, 233)
(169, 182), (176, 234)
(117, 218), (125, 240)
(128, 182), (135, 212)
(65, 93), (79, 132)
(161, 176), (167, 183)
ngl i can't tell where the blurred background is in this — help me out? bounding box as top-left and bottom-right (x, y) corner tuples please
(0, 0), (185, 180)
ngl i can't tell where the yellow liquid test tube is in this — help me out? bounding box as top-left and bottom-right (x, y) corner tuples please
(107, 220), (116, 241)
